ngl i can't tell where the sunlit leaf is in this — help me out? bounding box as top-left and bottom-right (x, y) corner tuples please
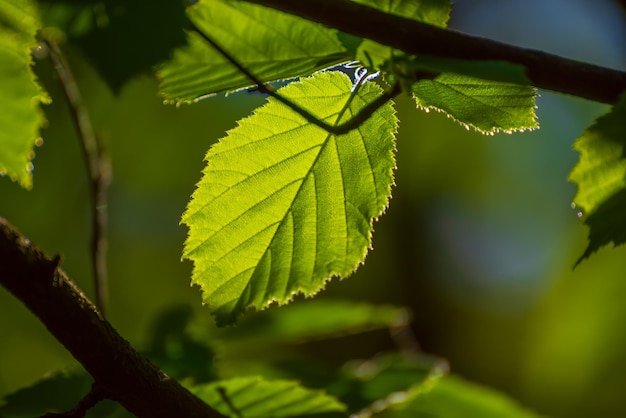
(412, 73), (538, 133)
(158, 0), (350, 103)
(182, 71), (397, 326)
(569, 94), (626, 263)
(189, 376), (346, 418)
(372, 375), (543, 418)
(0, 0), (48, 189)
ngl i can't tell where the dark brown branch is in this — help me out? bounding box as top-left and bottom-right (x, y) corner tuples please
(45, 39), (111, 315)
(242, 0), (626, 105)
(0, 218), (226, 418)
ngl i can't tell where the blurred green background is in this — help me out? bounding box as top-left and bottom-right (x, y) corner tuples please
(1, 0), (626, 417)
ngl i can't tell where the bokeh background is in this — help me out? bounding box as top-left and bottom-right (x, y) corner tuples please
(1, 0), (625, 416)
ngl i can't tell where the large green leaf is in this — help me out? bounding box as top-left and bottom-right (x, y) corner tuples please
(412, 73), (538, 133)
(569, 94), (626, 263)
(189, 376), (346, 418)
(158, 0), (350, 103)
(182, 71), (397, 326)
(373, 375), (543, 418)
(0, 0), (48, 189)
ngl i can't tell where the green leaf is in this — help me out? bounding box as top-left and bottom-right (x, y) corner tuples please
(0, 0), (48, 189)
(569, 94), (626, 263)
(73, 0), (187, 91)
(0, 371), (127, 417)
(411, 73), (538, 134)
(355, 0), (450, 74)
(219, 300), (410, 343)
(158, 0), (350, 103)
(373, 375), (543, 418)
(332, 352), (445, 414)
(189, 376), (346, 418)
(182, 71), (397, 326)
(354, 0), (450, 28)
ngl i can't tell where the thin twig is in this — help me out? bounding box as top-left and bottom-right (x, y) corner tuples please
(189, 23), (401, 135)
(40, 383), (106, 418)
(45, 39), (111, 316)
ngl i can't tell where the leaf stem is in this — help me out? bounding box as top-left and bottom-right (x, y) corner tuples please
(189, 23), (400, 135)
(45, 39), (111, 316)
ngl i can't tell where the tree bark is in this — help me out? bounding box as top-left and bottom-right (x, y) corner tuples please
(0, 218), (225, 418)
(243, 0), (626, 105)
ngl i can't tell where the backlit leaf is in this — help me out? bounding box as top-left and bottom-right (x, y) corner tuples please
(412, 73), (538, 133)
(569, 94), (626, 263)
(158, 0), (350, 103)
(190, 376), (346, 418)
(0, 0), (48, 189)
(182, 71), (397, 326)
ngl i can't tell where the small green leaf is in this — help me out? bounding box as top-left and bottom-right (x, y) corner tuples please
(412, 73), (538, 133)
(569, 94), (626, 263)
(0, 0), (48, 189)
(355, 0), (451, 73)
(158, 0), (350, 103)
(354, 0), (450, 28)
(373, 375), (543, 418)
(182, 71), (397, 326)
(189, 376), (346, 418)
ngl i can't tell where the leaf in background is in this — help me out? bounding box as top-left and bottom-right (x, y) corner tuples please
(0, 371), (126, 417)
(569, 94), (626, 263)
(182, 71), (397, 326)
(72, 0), (187, 91)
(412, 73), (538, 134)
(333, 352), (446, 414)
(0, 0), (48, 189)
(158, 0), (350, 103)
(189, 376), (346, 418)
(373, 375), (543, 418)
(219, 300), (410, 344)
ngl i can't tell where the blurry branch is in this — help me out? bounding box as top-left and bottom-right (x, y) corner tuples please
(45, 39), (111, 315)
(0, 218), (226, 418)
(243, 0), (626, 105)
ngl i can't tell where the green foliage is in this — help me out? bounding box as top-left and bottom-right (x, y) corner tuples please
(412, 73), (538, 133)
(182, 71), (397, 325)
(158, 0), (349, 103)
(569, 94), (626, 262)
(0, 0), (48, 189)
(1, 0), (626, 417)
(190, 376), (346, 418)
(372, 375), (543, 418)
